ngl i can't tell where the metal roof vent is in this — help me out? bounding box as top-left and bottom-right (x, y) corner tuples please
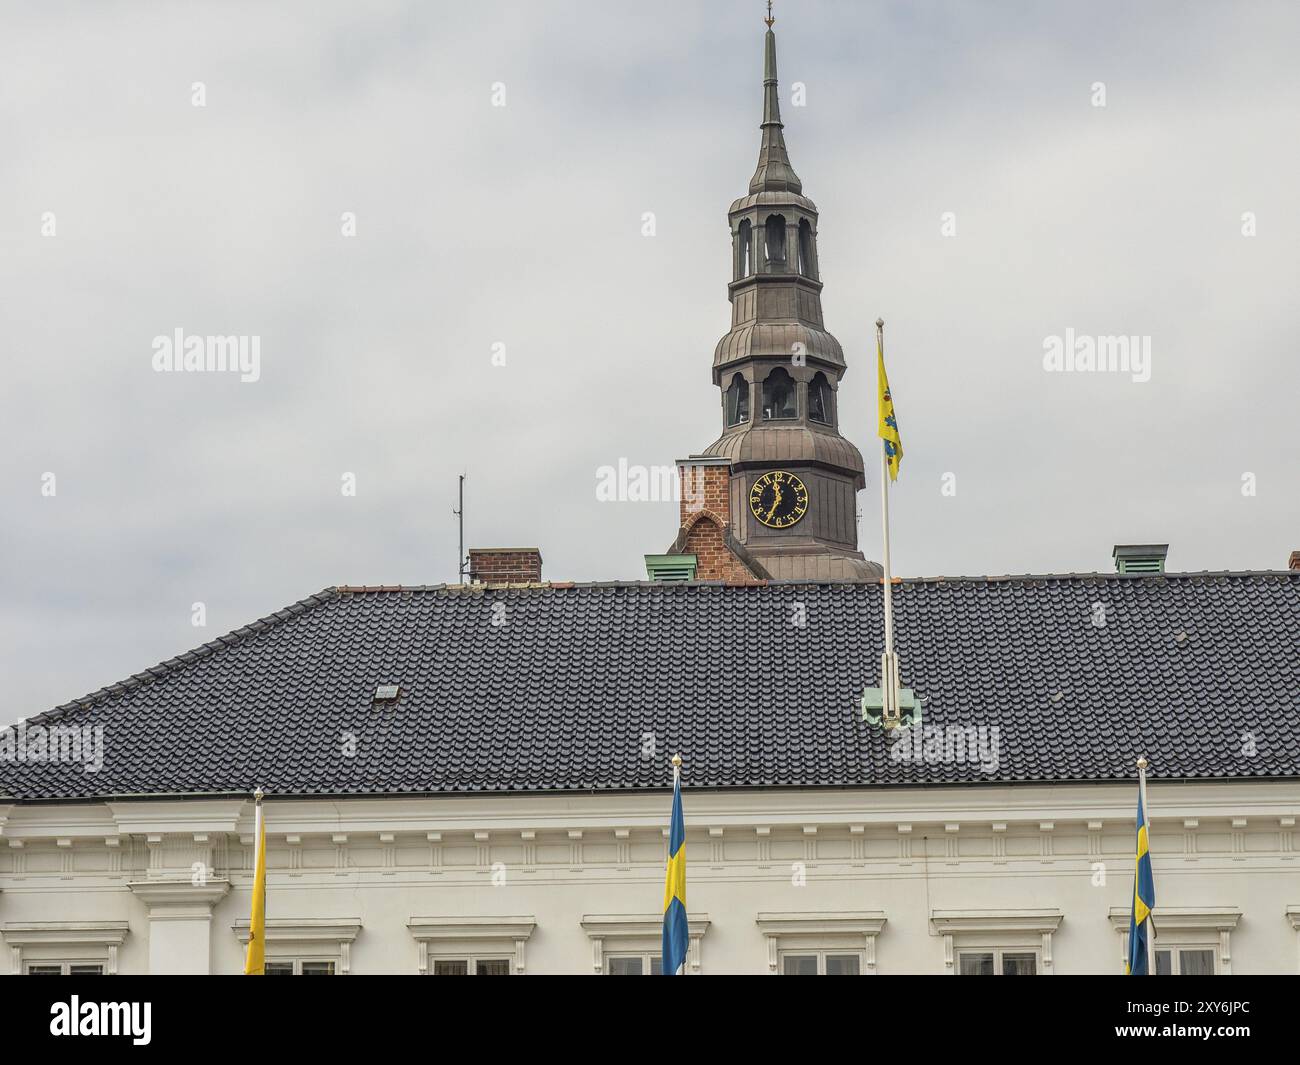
(644, 554), (698, 582)
(373, 684), (400, 702)
(1112, 544), (1168, 575)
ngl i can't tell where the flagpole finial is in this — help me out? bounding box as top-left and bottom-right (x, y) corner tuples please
(1136, 756), (1148, 771)
(876, 318), (885, 329)
(253, 786), (264, 802)
(671, 753), (682, 769)
(764, 0), (774, 29)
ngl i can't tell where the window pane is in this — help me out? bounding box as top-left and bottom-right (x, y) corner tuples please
(434, 959), (469, 976)
(27, 965), (63, 975)
(958, 953), (995, 976)
(825, 954), (861, 975)
(475, 959), (510, 976)
(264, 962), (294, 976)
(69, 965), (104, 976)
(608, 957), (644, 976)
(1002, 953), (1037, 976)
(301, 961), (335, 976)
(650, 956), (664, 976)
(1180, 950), (1214, 976)
(782, 954), (818, 976)
(1155, 950), (1173, 976)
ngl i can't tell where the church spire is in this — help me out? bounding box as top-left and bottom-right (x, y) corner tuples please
(749, 8), (802, 195)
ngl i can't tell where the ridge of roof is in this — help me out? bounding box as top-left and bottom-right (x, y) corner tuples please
(333, 570), (1298, 595)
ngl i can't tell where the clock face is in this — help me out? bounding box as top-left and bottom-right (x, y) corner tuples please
(749, 470), (809, 529)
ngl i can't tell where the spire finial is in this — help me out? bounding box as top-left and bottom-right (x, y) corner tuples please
(765, 0), (774, 28)
(748, 6), (802, 194)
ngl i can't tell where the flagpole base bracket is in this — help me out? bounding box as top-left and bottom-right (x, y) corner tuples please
(861, 687), (921, 729)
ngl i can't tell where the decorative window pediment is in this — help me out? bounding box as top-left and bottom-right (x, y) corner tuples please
(407, 916), (535, 975)
(3, 921), (130, 975)
(931, 909), (1063, 974)
(233, 918), (362, 975)
(1107, 906), (1240, 975)
(581, 913), (710, 974)
(756, 912), (887, 974)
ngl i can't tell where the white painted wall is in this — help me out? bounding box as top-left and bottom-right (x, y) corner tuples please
(2, 782), (1297, 974)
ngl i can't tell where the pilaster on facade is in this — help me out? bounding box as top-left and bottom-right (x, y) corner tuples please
(127, 879), (231, 976)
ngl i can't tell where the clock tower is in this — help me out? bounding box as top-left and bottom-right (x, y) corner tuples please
(695, 17), (881, 581)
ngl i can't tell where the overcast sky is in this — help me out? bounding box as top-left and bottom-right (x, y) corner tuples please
(1, 0), (1297, 723)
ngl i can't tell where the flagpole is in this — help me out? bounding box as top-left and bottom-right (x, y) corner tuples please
(1138, 755), (1154, 976)
(877, 318), (898, 725)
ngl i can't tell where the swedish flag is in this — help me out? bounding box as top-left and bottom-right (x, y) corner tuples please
(877, 332), (903, 481)
(1126, 770), (1156, 974)
(661, 761), (688, 976)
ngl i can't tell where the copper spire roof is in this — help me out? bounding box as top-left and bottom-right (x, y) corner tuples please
(748, 26), (802, 195)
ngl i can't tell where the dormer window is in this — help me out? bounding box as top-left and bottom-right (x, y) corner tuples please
(736, 220), (753, 279)
(764, 215), (786, 264)
(808, 372), (832, 424)
(762, 367), (797, 420)
(725, 373), (750, 426)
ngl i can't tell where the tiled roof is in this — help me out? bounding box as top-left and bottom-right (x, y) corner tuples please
(4, 574), (1299, 801)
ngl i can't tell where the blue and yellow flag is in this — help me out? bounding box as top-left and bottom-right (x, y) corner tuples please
(877, 333), (903, 481)
(661, 764), (688, 976)
(1125, 771), (1156, 975)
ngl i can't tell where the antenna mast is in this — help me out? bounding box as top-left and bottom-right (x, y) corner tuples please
(454, 474), (467, 583)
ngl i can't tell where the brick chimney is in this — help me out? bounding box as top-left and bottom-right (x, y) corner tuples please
(678, 455), (732, 527)
(649, 456), (766, 583)
(1289, 550), (1300, 571)
(467, 548), (543, 584)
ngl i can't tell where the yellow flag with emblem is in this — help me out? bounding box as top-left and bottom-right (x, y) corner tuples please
(878, 331), (903, 481)
(244, 789), (266, 975)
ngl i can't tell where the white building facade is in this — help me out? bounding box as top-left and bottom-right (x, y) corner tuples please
(3, 781), (1297, 975)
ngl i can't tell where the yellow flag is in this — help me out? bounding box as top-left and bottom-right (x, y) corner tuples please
(877, 332), (903, 481)
(244, 791), (266, 975)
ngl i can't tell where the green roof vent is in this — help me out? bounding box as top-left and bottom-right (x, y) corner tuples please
(1112, 544), (1168, 574)
(645, 554), (697, 582)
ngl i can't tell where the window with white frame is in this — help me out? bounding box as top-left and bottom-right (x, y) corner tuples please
(407, 916), (536, 975)
(264, 960), (337, 975)
(757, 912), (886, 975)
(931, 909), (1062, 975)
(581, 914), (710, 975)
(2, 922), (129, 976)
(1108, 907), (1240, 976)
(233, 918), (361, 976)
(956, 948), (1038, 976)
(431, 956), (512, 976)
(1155, 948), (1215, 976)
(605, 953), (664, 976)
(26, 962), (106, 975)
(779, 950), (862, 975)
